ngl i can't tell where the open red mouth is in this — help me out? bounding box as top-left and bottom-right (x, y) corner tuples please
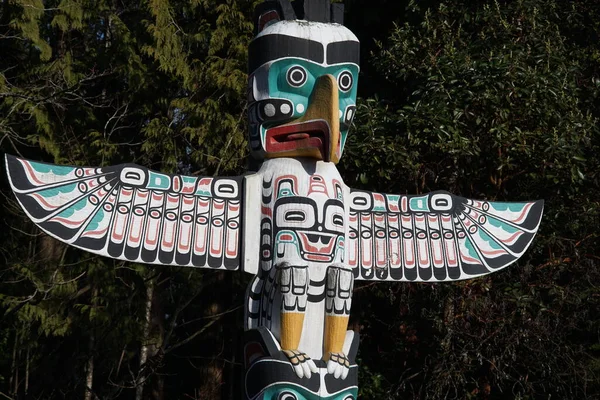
(297, 231), (338, 262)
(265, 120), (330, 161)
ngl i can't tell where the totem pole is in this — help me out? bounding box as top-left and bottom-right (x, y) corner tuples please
(4, 0), (544, 398)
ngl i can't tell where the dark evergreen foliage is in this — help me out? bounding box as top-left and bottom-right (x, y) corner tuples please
(1, 0), (598, 398)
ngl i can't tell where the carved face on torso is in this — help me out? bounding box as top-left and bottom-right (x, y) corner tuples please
(273, 173), (345, 265)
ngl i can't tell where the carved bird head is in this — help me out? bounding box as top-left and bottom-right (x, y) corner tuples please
(248, 0), (360, 164)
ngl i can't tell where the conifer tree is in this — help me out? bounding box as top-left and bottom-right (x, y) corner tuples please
(1, 0), (598, 398)
(341, 1), (600, 398)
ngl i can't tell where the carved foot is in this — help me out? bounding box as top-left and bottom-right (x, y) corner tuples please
(324, 351), (350, 379)
(282, 349), (318, 379)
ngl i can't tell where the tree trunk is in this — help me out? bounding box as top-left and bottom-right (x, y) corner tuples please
(197, 272), (227, 399)
(25, 346), (29, 395)
(136, 276), (155, 400)
(150, 281), (165, 400)
(15, 347), (20, 396)
(84, 332), (95, 400)
(84, 287), (98, 400)
(10, 329), (18, 396)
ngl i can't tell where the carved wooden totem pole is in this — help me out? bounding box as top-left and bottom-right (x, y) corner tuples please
(5, 0), (544, 399)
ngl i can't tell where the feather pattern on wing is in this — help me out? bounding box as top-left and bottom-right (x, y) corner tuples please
(6, 155), (243, 270)
(347, 189), (543, 282)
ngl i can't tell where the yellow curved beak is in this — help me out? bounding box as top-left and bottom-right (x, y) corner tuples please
(264, 74), (341, 164)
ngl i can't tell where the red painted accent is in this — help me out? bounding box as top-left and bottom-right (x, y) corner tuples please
(512, 203), (533, 224)
(198, 198), (210, 208)
(404, 238), (415, 267)
(161, 223), (176, 248)
(128, 216), (143, 243)
(504, 231), (524, 243)
(196, 178), (213, 195)
(167, 194), (179, 204)
(21, 160), (48, 185)
(112, 213), (127, 242)
(82, 226), (109, 237)
(194, 226), (207, 253)
(181, 178), (196, 194)
(51, 216), (86, 226)
(418, 239), (429, 267)
(226, 229), (239, 258)
(297, 232), (336, 256)
(308, 175), (329, 196)
(388, 199), (399, 212)
(145, 219), (159, 246)
(265, 120), (330, 161)
(401, 197), (408, 212)
(445, 239), (458, 266)
(306, 254), (331, 262)
(30, 193), (60, 210)
(273, 175), (298, 196)
(178, 225), (191, 252)
(258, 10), (279, 33)
(361, 243), (372, 268)
(376, 237), (386, 266)
(460, 252), (480, 264)
(210, 227), (223, 256)
(349, 240), (358, 267)
(481, 248), (507, 257)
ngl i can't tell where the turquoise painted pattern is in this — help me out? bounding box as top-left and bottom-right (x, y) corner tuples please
(31, 162), (74, 175)
(260, 58), (359, 156)
(259, 383), (357, 400)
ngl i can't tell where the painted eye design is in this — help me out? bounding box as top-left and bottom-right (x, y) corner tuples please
(343, 396), (355, 400)
(285, 210), (306, 222)
(430, 193), (453, 211)
(337, 70), (353, 92)
(332, 214), (344, 227)
(287, 66), (307, 88)
(278, 391), (298, 400)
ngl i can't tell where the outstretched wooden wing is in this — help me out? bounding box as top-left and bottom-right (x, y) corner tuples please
(347, 189), (543, 282)
(5, 155), (244, 270)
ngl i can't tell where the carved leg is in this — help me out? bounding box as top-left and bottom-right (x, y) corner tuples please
(277, 263), (317, 379)
(324, 265), (354, 379)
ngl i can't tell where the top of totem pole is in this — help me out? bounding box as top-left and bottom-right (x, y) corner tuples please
(253, 0), (347, 35)
(247, 0), (360, 164)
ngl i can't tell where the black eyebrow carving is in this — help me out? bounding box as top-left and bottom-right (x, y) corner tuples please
(248, 34), (325, 72)
(327, 40), (360, 65)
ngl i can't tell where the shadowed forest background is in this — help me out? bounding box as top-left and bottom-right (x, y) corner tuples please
(1, 0), (599, 398)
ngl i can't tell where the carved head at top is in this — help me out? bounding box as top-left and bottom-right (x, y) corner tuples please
(248, 0), (360, 164)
